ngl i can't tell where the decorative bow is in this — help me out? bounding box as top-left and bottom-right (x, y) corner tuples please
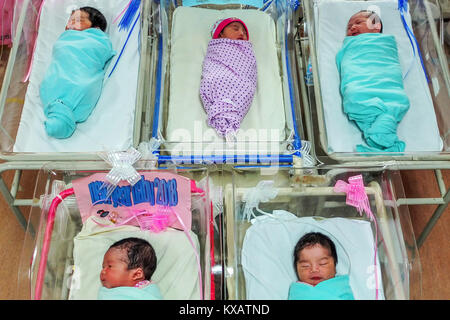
(93, 207), (176, 233)
(99, 147), (142, 199)
(108, 0), (141, 78)
(334, 174), (374, 221)
(398, 0), (429, 82)
(242, 180), (278, 221)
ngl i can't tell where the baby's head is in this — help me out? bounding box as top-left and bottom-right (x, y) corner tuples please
(65, 6), (107, 32)
(100, 237), (157, 289)
(293, 232), (337, 286)
(346, 10), (383, 36)
(211, 17), (249, 41)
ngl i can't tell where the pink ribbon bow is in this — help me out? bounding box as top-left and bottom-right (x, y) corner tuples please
(334, 174), (374, 221)
(93, 207), (176, 233)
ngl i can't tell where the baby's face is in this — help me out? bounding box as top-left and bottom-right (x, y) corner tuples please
(296, 244), (336, 286)
(65, 10), (92, 31)
(100, 248), (135, 288)
(346, 12), (381, 36)
(219, 22), (248, 41)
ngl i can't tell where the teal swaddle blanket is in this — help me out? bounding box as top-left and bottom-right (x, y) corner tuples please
(336, 33), (410, 152)
(98, 283), (163, 300)
(288, 275), (355, 300)
(39, 28), (115, 139)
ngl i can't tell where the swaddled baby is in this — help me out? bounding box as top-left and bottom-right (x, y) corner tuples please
(39, 7), (115, 139)
(98, 237), (163, 300)
(199, 18), (257, 139)
(336, 10), (410, 152)
(288, 232), (355, 300)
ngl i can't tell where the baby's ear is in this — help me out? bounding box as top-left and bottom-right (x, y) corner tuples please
(132, 268), (145, 281)
(373, 22), (382, 32)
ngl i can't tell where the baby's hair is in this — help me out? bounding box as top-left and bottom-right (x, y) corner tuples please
(357, 10), (383, 33)
(75, 6), (107, 32)
(109, 237), (157, 280)
(293, 232), (338, 273)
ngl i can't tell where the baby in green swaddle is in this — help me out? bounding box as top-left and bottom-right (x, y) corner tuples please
(346, 10), (383, 36)
(337, 10), (410, 152)
(288, 232), (355, 300)
(98, 237), (163, 300)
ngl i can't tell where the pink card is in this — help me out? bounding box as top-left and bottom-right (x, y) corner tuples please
(71, 171), (192, 231)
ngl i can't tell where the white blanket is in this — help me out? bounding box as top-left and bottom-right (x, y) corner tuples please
(166, 7), (286, 155)
(14, 0), (139, 152)
(315, 0), (442, 153)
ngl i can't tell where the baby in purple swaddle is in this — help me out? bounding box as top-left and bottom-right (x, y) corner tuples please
(199, 18), (257, 139)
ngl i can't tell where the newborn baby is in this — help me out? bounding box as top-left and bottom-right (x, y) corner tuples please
(288, 232), (355, 300)
(98, 237), (163, 300)
(336, 10), (410, 152)
(199, 17), (257, 140)
(39, 7), (115, 139)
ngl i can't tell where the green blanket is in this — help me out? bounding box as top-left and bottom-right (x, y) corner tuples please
(336, 33), (410, 152)
(288, 275), (355, 300)
(98, 283), (163, 300)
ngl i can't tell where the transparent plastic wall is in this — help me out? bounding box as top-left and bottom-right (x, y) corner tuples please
(149, 0), (305, 161)
(0, 0), (42, 156)
(17, 164), (222, 300)
(223, 166), (422, 300)
(298, 0), (450, 162)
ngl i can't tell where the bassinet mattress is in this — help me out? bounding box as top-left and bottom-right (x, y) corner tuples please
(315, 0), (442, 153)
(13, 0), (139, 152)
(68, 217), (201, 300)
(241, 211), (385, 300)
(166, 7), (286, 154)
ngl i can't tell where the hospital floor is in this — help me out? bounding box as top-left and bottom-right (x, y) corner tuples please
(1, 42), (450, 300)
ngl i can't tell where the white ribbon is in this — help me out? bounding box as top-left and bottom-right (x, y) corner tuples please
(242, 180), (278, 221)
(99, 147), (142, 199)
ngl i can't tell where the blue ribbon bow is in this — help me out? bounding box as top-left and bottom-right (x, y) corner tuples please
(398, 0), (429, 82)
(108, 0), (141, 78)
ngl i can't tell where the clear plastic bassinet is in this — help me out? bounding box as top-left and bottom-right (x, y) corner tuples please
(16, 163), (223, 300)
(0, 0), (150, 161)
(223, 165), (422, 300)
(297, 0), (450, 163)
(147, 0), (306, 165)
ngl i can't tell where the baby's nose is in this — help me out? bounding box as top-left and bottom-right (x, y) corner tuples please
(310, 264), (320, 272)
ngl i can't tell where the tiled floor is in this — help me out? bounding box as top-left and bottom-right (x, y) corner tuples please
(0, 19), (449, 300)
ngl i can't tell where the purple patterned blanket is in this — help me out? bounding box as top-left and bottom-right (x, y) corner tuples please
(199, 38), (257, 137)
